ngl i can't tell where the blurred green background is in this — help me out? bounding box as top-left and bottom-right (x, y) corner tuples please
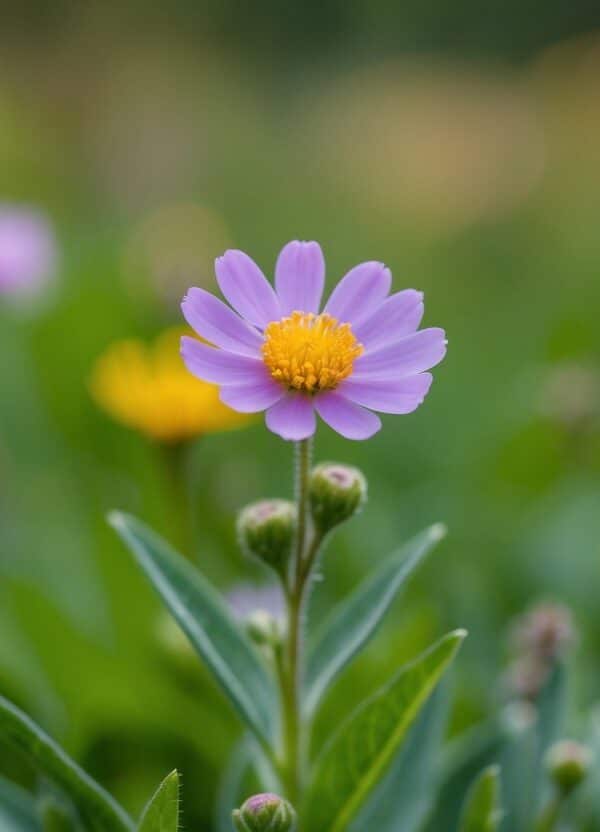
(1, 3), (600, 828)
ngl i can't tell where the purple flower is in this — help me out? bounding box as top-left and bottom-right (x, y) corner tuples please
(227, 583), (285, 623)
(0, 206), (57, 296)
(180, 241), (446, 440)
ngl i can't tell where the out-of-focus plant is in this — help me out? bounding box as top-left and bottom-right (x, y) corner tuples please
(0, 205), (57, 303)
(0, 241), (597, 832)
(90, 327), (249, 444)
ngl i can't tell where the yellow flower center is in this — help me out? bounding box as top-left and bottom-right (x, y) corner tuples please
(262, 311), (364, 393)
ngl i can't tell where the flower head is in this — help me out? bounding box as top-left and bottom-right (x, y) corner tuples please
(90, 327), (250, 442)
(181, 241), (446, 441)
(233, 793), (297, 832)
(0, 205), (57, 296)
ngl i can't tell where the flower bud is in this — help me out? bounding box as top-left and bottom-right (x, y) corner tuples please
(237, 500), (296, 577)
(546, 740), (593, 794)
(245, 610), (284, 648)
(309, 463), (367, 534)
(232, 793), (297, 832)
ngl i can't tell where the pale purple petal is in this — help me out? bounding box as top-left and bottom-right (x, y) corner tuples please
(181, 336), (264, 385)
(354, 290), (424, 351)
(215, 250), (280, 329)
(265, 394), (316, 441)
(353, 328), (447, 380)
(182, 287), (263, 357)
(338, 373), (433, 413)
(219, 375), (284, 413)
(0, 207), (57, 294)
(275, 240), (325, 316)
(315, 392), (381, 440)
(324, 261), (391, 327)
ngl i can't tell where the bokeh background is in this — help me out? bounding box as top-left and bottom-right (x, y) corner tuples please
(2, 3), (600, 828)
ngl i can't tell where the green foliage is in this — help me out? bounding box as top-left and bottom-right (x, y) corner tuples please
(305, 523), (446, 715)
(109, 512), (279, 750)
(38, 796), (76, 832)
(138, 771), (180, 832)
(459, 766), (502, 832)
(0, 775), (40, 832)
(302, 630), (465, 832)
(348, 684), (449, 832)
(0, 695), (133, 832)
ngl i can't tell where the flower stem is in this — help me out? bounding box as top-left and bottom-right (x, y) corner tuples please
(281, 437), (313, 808)
(536, 794), (563, 832)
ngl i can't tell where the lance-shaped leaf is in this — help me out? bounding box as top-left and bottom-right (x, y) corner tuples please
(109, 512), (278, 748)
(0, 695), (133, 832)
(305, 523), (446, 715)
(348, 684), (449, 832)
(423, 717), (510, 832)
(303, 630), (466, 832)
(138, 771), (180, 832)
(459, 766), (502, 832)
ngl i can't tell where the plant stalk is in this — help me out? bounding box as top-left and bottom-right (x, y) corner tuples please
(281, 437), (313, 809)
(535, 794), (563, 832)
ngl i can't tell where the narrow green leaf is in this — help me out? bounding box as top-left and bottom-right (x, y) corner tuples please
(348, 684), (449, 832)
(0, 775), (40, 832)
(498, 704), (537, 832)
(423, 718), (509, 832)
(459, 766), (502, 832)
(138, 771), (179, 832)
(109, 512), (278, 747)
(0, 695), (133, 832)
(215, 741), (252, 832)
(305, 524), (446, 715)
(303, 630), (466, 832)
(38, 795), (76, 832)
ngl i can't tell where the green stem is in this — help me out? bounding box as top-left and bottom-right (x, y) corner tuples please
(536, 794), (563, 832)
(281, 437), (313, 808)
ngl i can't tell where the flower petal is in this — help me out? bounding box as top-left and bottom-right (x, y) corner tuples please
(215, 249), (281, 329)
(181, 336), (264, 385)
(265, 394), (316, 441)
(219, 375), (284, 413)
(315, 392), (381, 440)
(354, 289), (424, 351)
(182, 287), (263, 356)
(353, 328), (447, 380)
(324, 261), (391, 327)
(338, 373), (433, 414)
(275, 240), (325, 316)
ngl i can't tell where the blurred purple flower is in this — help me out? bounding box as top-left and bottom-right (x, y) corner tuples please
(227, 583), (285, 622)
(0, 206), (57, 296)
(180, 241), (446, 441)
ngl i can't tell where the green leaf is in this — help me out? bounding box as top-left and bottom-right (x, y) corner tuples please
(109, 512), (278, 748)
(348, 684), (449, 832)
(305, 524), (446, 715)
(215, 740), (253, 832)
(303, 630), (465, 832)
(138, 771), (179, 832)
(38, 796), (77, 832)
(459, 766), (502, 832)
(423, 717), (509, 832)
(0, 695), (133, 832)
(0, 775), (40, 832)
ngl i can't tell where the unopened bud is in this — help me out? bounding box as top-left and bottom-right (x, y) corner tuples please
(245, 610), (284, 648)
(546, 740), (592, 794)
(232, 793), (297, 832)
(309, 463), (367, 534)
(237, 500), (296, 577)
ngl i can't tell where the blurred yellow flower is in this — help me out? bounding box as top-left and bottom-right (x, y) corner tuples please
(90, 327), (251, 442)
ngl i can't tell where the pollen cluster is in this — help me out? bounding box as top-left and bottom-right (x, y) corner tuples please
(262, 312), (363, 393)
